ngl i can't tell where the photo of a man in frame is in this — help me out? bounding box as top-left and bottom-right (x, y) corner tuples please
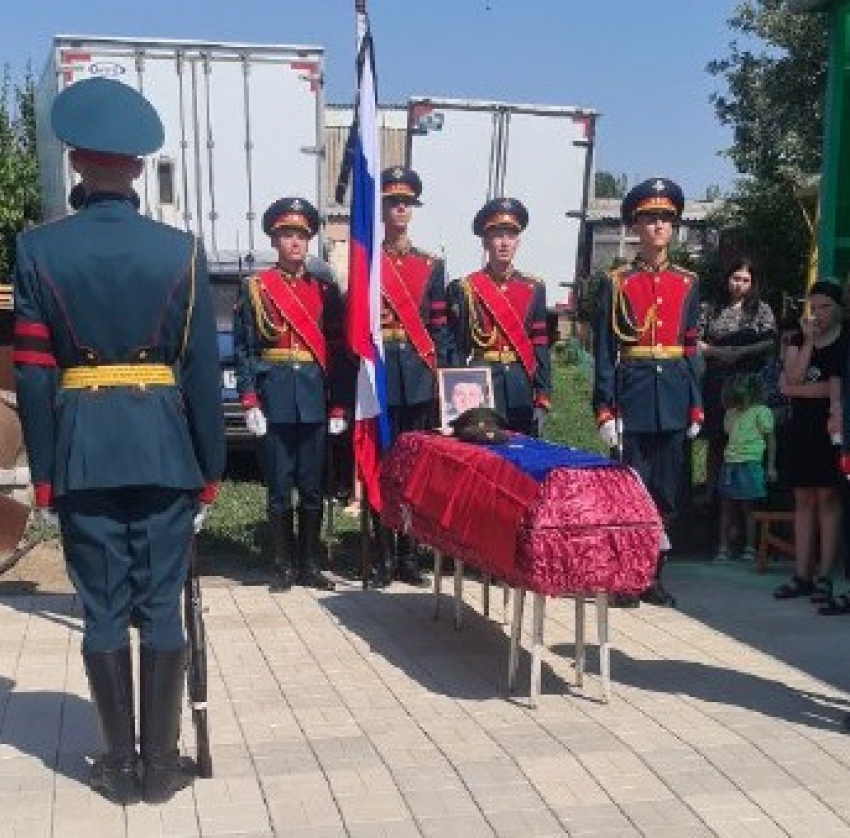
(438, 367), (495, 427)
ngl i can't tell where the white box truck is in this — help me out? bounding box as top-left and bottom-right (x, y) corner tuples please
(35, 35), (325, 265)
(35, 35), (327, 445)
(406, 97), (597, 313)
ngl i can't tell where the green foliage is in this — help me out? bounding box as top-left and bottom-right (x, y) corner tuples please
(576, 267), (604, 323)
(708, 0), (827, 296)
(716, 178), (812, 305)
(544, 362), (604, 453)
(199, 479), (267, 559)
(708, 0), (827, 181)
(594, 171), (627, 200)
(0, 66), (39, 278)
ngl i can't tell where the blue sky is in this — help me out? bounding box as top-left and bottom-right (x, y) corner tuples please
(4, 0), (751, 200)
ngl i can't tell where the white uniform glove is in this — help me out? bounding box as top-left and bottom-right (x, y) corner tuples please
(686, 422), (702, 439)
(37, 507), (59, 529)
(598, 418), (620, 450)
(245, 407), (268, 437)
(193, 503), (210, 534)
(533, 407), (548, 427)
(328, 417), (347, 435)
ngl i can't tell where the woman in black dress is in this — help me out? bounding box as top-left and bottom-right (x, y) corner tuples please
(774, 281), (847, 603)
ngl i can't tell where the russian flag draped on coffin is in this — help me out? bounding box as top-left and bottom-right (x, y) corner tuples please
(380, 433), (662, 596)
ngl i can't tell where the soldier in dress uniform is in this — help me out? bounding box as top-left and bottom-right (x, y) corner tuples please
(13, 78), (225, 805)
(370, 167), (453, 587)
(592, 177), (703, 607)
(446, 197), (551, 435)
(233, 197), (348, 592)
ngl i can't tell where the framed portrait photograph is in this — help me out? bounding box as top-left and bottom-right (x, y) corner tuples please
(437, 366), (495, 428)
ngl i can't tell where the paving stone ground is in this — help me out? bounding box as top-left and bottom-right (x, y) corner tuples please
(1, 556), (850, 837)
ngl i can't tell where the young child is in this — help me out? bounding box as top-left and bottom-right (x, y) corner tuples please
(715, 372), (777, 562)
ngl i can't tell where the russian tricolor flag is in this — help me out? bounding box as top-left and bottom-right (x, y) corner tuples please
(346, 3), (388, 512)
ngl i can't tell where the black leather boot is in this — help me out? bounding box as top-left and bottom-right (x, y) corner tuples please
(368, 510), (395, 588)
(396, 534), (427, 586)
(84, 647), (141, 805)
(269, 510), (296, 592)
(139, 647), (194, 804)
(640, 552), (676, 607)
(298, 507), (334, 590)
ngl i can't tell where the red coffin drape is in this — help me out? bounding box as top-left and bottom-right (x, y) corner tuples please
(379, 432), (662, 596)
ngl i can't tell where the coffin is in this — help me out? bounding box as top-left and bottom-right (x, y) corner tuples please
(379, 432), (662, 596)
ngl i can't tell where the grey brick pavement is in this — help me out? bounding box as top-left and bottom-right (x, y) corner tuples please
(1, 559), (850, 836)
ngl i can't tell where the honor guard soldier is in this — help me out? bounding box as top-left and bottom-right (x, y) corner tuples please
(13, 78), (225, 804)
(233, 197), (348, 592)
(446, 197), (551, 435)
(592, 177), (703, 607)
(370, 167), (453, 587)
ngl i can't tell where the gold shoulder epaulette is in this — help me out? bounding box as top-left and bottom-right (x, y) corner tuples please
(0, 283), (13, 312)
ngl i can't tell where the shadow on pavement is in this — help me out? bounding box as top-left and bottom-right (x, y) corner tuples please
(0, 592), (83, 634)
(0, 672), (98, 792)
(549, 640), (848, 733)
(665, 560), (850, 696)
(320, 588), (573, 702)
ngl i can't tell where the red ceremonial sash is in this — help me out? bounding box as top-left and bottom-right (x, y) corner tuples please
(467, 271), (536, 378)
(381, 253), (436, 370)
(257, 269), (327, 371)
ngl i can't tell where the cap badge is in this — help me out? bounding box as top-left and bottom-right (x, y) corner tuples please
(291, 199), (303, 210)
(652, 179), (666, 193)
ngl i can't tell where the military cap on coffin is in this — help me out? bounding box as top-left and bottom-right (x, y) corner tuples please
(381, 166), (423, 205)
(473, 197), (529, 236)
(51, 77), (164, 157)
(621, 177), (685, 224)
(262, 197), (320, 238)
(449, 407), (511, 445)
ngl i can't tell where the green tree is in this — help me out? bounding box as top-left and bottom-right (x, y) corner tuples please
(593, 171), (627, 200)
(708, 0), (827, 294)
(0, 66), (40, 279)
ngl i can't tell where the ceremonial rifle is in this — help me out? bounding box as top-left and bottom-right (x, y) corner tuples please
(184, 537), (212, 778)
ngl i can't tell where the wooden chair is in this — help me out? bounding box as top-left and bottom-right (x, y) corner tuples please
(749, 509), (795, 572)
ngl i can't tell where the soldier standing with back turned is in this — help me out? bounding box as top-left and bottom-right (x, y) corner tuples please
(14, 78), (225, 804)
(592, 177), (703, 607)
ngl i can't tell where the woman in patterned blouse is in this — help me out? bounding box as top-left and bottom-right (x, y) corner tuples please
(697, 258), (777, 510)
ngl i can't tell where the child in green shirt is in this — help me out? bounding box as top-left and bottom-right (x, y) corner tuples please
(715, 373), (777, 562)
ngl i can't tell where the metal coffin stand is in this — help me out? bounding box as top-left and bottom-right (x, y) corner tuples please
(431, 554), (611, 707)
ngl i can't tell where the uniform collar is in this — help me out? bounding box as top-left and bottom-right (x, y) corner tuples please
(276, 264), (306, 282)
(84, 191), (136, 208)
(383, 239), (412, 257)
(485, 265), (516, 283)
(633, 254), (669, 272)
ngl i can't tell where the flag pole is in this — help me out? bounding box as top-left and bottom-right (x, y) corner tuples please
(355, 0), (371, 590)
(347, 0), (383, 588)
